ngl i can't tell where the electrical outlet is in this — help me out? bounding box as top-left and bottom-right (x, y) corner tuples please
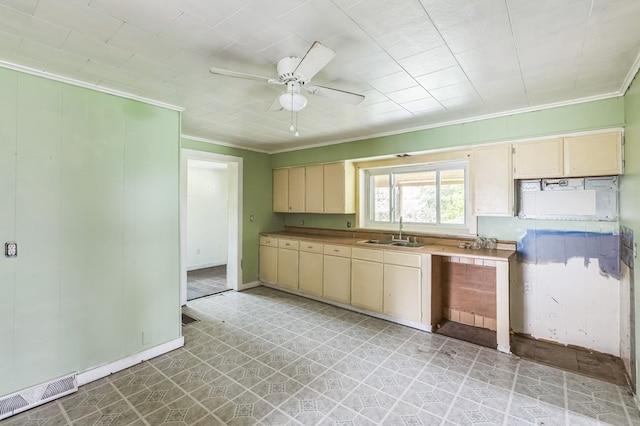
(347, 221), (352, 228)
(524, 282), (532, 295)
(5, 242), (17, 258)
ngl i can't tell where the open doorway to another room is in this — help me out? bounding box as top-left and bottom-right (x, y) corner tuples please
(186, 159), (230, 300)
(180, 148), (243, 306)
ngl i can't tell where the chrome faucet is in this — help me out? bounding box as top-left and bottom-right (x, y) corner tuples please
(398, 216), (403, 241)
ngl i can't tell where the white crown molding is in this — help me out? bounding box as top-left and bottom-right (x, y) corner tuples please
(621, 51), (640, 95)
(181, 134), (271, 154)
(0, 60), (185, 112)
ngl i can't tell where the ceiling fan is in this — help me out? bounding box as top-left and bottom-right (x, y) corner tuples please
(209, 41), (365, 115)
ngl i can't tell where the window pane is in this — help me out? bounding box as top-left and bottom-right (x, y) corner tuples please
(372, 174), (391, 221)
(396, 171), (437, 223)
(439, 168), (465, 224)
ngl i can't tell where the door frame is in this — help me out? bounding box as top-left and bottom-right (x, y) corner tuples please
(180, 148), (243, 305)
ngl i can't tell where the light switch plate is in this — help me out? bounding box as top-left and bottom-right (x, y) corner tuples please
(5, 242), (17, 258)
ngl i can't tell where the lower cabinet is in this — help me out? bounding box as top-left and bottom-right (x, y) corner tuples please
(259, 236), (278, 284)
(260, 237), (425, 325)
(351, 248), (384, 312)
(383, 251), (422, 322)
(277, 239), (299, 289)
(323, 244), (351, 303)
(298, 242), (323, 296)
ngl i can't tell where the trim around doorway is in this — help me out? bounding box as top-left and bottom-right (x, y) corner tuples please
(180, 149), (243, 306)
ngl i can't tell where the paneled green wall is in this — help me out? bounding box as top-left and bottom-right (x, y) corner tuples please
(621, 72), (640, 387)
(180, 139), (282, 283)
(0, 68), (181, 397)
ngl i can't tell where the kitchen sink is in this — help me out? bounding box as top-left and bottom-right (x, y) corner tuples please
(361, 239), (395, 245)
(359, 239), (427, 248)
(390, 241), (427, 248)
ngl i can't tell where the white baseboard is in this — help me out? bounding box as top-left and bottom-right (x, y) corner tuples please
(238, 280), (261, 291)
(77, 337), (184, 386)
(497, 344), (511, 354)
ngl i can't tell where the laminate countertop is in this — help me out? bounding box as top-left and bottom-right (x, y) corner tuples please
(261, 231), (516, 262)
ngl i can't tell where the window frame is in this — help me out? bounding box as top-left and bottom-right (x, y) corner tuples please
(360, 160), (470, 235)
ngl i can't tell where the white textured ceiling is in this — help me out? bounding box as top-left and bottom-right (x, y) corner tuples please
(1, 0), (639, 153)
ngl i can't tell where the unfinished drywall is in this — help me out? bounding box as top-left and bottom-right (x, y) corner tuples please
(510, 228), (620, 355)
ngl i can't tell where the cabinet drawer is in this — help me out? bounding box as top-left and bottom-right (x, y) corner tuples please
(352, 247), (384, 262)
(324, 244), (351, 257)
(384, 251), (421, 268)
(299, 241), (323, 253)
(278, 239), (299, 250)
(260, 236), (278, 247)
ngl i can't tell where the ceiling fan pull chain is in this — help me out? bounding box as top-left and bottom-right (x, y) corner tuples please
(290, 91), (295, 132)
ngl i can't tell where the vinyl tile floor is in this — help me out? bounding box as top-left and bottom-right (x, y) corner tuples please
(4, 286), (640, 426)
(187, 265), (229, 301)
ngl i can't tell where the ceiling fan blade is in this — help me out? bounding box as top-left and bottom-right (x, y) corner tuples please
(268, 96), (283, 112)
(306, 85), (365, 105)
(209, 67), (282, 84)
(293, 41), (336, 82)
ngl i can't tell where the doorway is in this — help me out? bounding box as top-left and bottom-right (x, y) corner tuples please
(186, 159), (229, 300)
(180, 149), (243, 306)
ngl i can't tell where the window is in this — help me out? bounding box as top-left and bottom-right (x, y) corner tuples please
(362, 162), (468, 232)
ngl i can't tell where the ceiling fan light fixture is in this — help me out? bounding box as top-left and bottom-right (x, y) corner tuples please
(279, 92), (307, 112)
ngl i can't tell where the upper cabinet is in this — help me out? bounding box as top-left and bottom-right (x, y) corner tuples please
(273, 161), (355, 214)
(272, 166), (305, 213)
(305, 164), (324, 213)
(273, 168), (289, 212)
(564, 132), (622, 177)
(324, 162), (355, 214)
(513, 132), (622, 179)
(471, 143), (514, 217)
(512, 138), (563, 179)
(288, 166), (306, 212)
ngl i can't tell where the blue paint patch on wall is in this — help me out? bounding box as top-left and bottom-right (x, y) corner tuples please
(517, 229), (620, 279)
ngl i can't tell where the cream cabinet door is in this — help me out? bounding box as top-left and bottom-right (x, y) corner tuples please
(259, 245), (278, 284)
(305, 164), (324, 213)
(323, 255), (351, 303)
(383, 264), (421, 322)
(272, 169), (288, 212)
(564, 132), (622, 177)
(299, 251), (323, 296)
(277, 247), (299, 289)
(351, 259), (383, 312)
(287, 166), (305, 212)
(471, 144), (513, 216)
(513, 138), (563, 179)
(324, 162), (355, 213)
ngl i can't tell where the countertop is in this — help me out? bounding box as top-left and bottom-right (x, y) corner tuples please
(261, 231), (515, 261)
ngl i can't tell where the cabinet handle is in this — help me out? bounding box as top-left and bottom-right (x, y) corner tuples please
(307, 246), (313, 249)
(333, 249), (339, 252)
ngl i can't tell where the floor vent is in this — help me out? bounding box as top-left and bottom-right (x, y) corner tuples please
(181, 313), (199, 325)
(0, 373), (77, 420)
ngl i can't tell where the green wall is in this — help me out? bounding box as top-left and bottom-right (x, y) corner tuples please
(180, 139), (282, 283)
(0, 68), (181, 397)
(621, 72), (640, 387)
